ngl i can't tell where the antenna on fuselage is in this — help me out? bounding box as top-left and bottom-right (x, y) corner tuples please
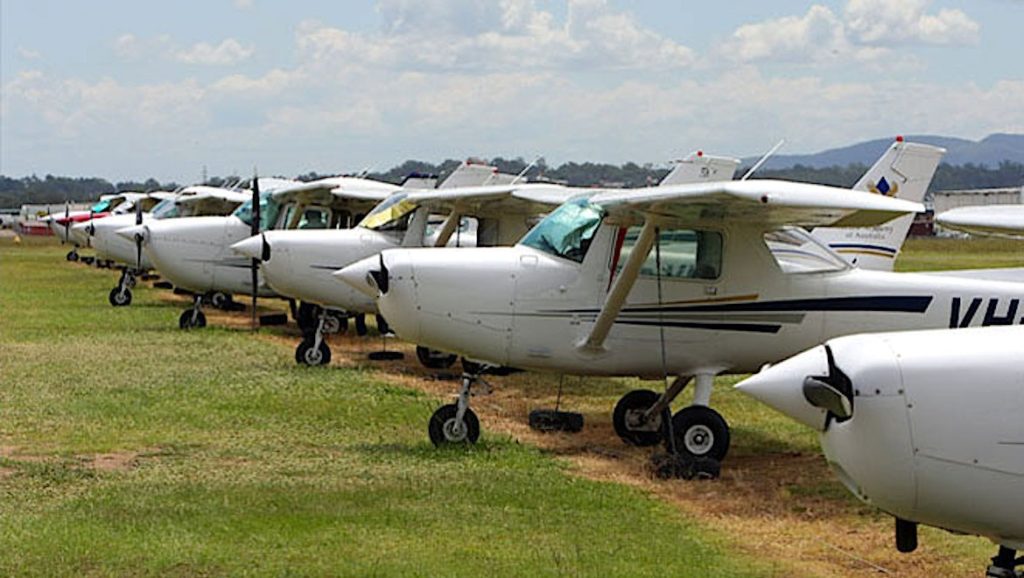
(740, 139), (785, 181)
(511, 156), (542, 184)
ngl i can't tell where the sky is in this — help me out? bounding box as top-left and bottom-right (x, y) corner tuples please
(2, 0), (1023, 183)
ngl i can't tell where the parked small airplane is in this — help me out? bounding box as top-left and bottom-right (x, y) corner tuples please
(232, 154), (742, 366)
(735, 202), (1024, 577)
(117, 176), (396, 329)
(43, 193), (154, 261)
(736, 327), (1023, 577)
(75, 186), (252, 306)
(334, 141), (1024, 478)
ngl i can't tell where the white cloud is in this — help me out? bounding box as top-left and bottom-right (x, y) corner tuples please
(174, 38), (254, 66)
(17, 47), (42, 60)
(720, 0), (979, 65)
(302, 0), (694, 72)
(233, 0), (254, 9)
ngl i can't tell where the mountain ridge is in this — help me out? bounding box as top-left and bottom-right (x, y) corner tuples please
(749, 133), (1024, 170)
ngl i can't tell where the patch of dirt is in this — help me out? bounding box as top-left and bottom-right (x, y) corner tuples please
(170, 299), (986, 578)
(88, 451), (142, 472)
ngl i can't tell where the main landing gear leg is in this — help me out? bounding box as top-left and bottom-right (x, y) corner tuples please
(178, 294), (207, 329)
(108, 268), (135, 307)
(986, 546), (1022, 578)
(295, 310), (332, 367)
(428, 369), (490, 446)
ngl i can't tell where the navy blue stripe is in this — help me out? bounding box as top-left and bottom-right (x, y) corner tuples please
(616, 320), (782, 334)
(828, 243), (898, 255)
(555, 295), (933, 315)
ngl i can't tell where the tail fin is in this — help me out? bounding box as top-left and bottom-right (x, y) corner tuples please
(812, 139), (945, 271)
(399, 172), (439, 190)
(436, 160), (514, 189)
(659, 152), (740, 186)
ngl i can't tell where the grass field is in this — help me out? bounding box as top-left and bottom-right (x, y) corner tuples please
(1, 234), (1018, 576)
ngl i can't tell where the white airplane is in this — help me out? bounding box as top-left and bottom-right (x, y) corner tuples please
(117, 175), (398, 329)
(737, 328), (1023, 578)
(335, 141), (1024, 477)
(43, 193), (152, 261)
(736, 204), (1024, 577)
(231, 154), (742, 367)
(74, 186), (252, 307)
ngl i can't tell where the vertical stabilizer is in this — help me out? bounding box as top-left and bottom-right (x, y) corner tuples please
(812, 139), (945, 270)
(659, 152), (740, 186)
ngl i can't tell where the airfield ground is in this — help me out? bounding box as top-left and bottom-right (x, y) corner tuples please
(0, 236), (1019, 576)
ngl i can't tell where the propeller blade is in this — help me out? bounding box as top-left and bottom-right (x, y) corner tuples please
(63, 202), (70, 244)
(135, 202), (144, 270)
(250, 172), (261, 329)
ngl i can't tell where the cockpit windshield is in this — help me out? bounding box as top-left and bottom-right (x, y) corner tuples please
(150, 199), (180, 220)
(233, 192), (282, 230)
(90, 199), (112, 213)
(358, 193), (419, 232)
(520, 197), (605, 263)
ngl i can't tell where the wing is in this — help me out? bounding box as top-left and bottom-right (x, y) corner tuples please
(936, 205), (1024, 238)
(404, 183), (576, 217)
(271, 176), (400, 207)
(589, 180), (925, 229)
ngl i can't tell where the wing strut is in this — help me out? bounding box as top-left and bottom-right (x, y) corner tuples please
(579, 218), (658, 351)
(433, 210), (462, 247)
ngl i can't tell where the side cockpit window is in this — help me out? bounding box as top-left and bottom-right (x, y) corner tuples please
(617, 227), (723, 280)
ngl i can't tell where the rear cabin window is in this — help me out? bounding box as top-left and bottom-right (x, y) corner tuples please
(617, 227), (723, 280)
(764, 228), (848, 274)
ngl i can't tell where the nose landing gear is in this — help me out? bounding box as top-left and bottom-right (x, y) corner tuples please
(428, 369), (491, 446)
(108, 269), (137, 307)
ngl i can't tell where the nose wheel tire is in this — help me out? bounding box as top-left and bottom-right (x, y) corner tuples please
(416, 346), (458, 369)
(66, 250), (79, 262)
(108, 287), (132, 307)
(295, 339), (331, 366)
(428, 404), (480, 446)
(670, 406), (730, 461)
(613, 389), (669, 447)
(178, 310), (207, 330)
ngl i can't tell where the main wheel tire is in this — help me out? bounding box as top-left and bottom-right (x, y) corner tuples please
(416, 346), (458, 369)
(613, 389), (668, 447)
(295, 339), (331, 366)
(66, 250), (79, 262)
(178, 309), (207, 330)
(108, 287), (132, 307)
(428, 404), (480, 446)
(670, 406), (730, 461)
(209, 291), (229, 309)
(354, 314), (368, 336)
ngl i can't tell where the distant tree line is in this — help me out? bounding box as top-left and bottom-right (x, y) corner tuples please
(2, 160), (1022, 209)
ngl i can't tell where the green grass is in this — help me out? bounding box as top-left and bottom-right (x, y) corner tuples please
(0, 239), (768, 577)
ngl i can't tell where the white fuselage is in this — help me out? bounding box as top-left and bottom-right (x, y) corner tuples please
(738, 326), (1024, 550)
(74, 214), (154, 269)
(370, 222), (1024, 377)
(140, 215), (268, 296)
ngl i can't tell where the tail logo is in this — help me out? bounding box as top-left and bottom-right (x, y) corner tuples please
(868, 176), (899, 197)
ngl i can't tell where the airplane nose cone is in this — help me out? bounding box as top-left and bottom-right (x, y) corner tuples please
(334, 254), (383, 298)
(231, 234), (270, 262)
(735, 345), (831, 431)
(116, 224), (148, 243)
